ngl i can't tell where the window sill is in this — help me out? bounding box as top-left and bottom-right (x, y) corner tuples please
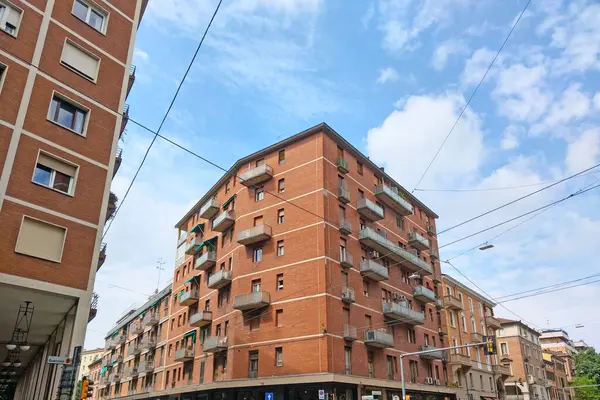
(32, 181), (75, 198)
(60, 62), (98, 84)
(47, 118), (87, 137)
(0, 28), (17, 39)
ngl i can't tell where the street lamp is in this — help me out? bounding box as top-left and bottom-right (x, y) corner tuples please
(479, 243), (494, 251)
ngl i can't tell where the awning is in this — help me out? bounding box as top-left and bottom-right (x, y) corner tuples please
(183, 329), (197, 343)
(180, 289), (184, 297)
(190, 223), (205, 234)
(184, 275), (199, 285)
(150, 299), (159, 307)
(200, 236), (218, 251)
(222, 194), (236, 210)
(100, 366), (107, 375)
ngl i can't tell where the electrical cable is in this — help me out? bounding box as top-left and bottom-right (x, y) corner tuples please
(495, 273), (600, 301)
(497, 279), (600, 304)
(411, 0), (532, 192)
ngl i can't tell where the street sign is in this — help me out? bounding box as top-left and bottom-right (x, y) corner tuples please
(266, 393), (274, 400)
(48, 356), (72, 365)
(319, 390), (325, 400)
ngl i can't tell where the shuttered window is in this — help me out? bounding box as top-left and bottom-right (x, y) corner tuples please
(15, 217), (67, 263)
(33, 152), (78, 195)
(0, 1), (22, 36)
(61, 40), (100, 81)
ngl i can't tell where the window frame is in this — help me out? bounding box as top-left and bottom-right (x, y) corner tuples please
(60, 38), (102, 83)
(71, 0), (109, 34)
(31, 150), (79, 196)
(255, 186), (264, 202)
(47, 91), (91, 136)
(276, 240), (284, 257)
(15, 215), (68, 263)
(0, 0), (23, 38)
(0, 62), (7, 96)
(277, 208), (284, 224)
(278, 178), (285, 193)
(278, 149), (285, 164)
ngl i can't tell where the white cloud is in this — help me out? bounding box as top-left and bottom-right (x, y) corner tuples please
(376, 67), (399, 84)
(565, 128), (600, 173)
(461, 47), (496, 86)
(593, 92), (600, 110)
(133, 48), (149, 62)
(501, 125), (522, 150)
(542, 83), (591, 127)
(361, 2), (375, 28)
(432, 38), (468, 70)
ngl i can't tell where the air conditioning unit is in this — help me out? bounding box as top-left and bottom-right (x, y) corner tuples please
(425, 377), (434, 385)
(434, 379), (441, 386)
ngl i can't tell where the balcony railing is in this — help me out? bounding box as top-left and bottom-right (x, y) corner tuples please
(143, 312), (159, 327)
(141, 337), (156, 350)
(138, 360), (154, 373)
(97, 242), (107, 270)
(105, 192), (118, 223)
(189, 310), (212, 328)
(339, 218), (351, 235)
(341, 286), (355, 303)
(110, 354), (123, 364)
(203, 336), (228, 353)
(408, 231), (430, 250)
(233, 291), (271, 311)
(120, 104), (129, 137)
(126, 364), (139, 377)
(239, 164), (273, 187)
(358, 228), (432, 274)
(343, 324), (357, 341)
(337, 158), (349, 174)
(444, 295), (463, 310)
(88, 292), (98, 322)
(113, 148), (122, 178)
(174, 347), (194, 362)
(360, 259), (389, 281)
(418, 345), (445, 360)
(493, 364), (511, 377)
(130, 323), (144, 335)
(471, 332), (484, 343)
(357, 198), (384, 221)
(374, 185), (413, 216)
(364, 329), (394, 348)
(486, 315), (501, 330)
(338, 183), (350, 204)
(413, 285), (436, 303)
(340, 251), (353, 268)
(237, 224), (272, 245)
(127, 343), (141, 357)
(430, 248), (439, 261)
(199, 198), (220, 219)
(185, 235), (204, 255)
(109, 373), (121, 383)
(212, 210), (235, 232)
(179, 289), (200, 306)
(448, 353), (472, 368)
(195, 251), (216, 271)
(208, 269), (232, 289)
(127, 65), (136, 95)
(382, 301), (425, 325)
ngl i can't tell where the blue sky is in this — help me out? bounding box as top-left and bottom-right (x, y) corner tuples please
(85, 0), (600, 349)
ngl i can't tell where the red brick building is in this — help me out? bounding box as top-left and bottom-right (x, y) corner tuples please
(0, 0), (145, 398)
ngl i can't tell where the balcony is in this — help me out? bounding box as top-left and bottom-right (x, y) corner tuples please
(141, 337), (156, 350)
(357, 198), (384, 221)
(113, 148), (122, 178)
(110, 354), (123, 364)
(374, 185), (413, 216)
(543, 379), (552, 387)
(435, 298), (443, 309)
(486, 315), (502, 330)
(338, 183), (351, 204)
(418, 345), (445, 360)
(233, 291), (271, 311)
(120, 104), (129, 137)
(97, 242), (106, 270)
(179, 289), (199, 306)
(212, 210), (235, 232)
(382, 301), (425, 325)
(174, 347), (194, 362)
(493, 364), (511, 377)
(340, 252), (353, 268)
(195, 251), (216, 271)
(239, 164), (273, 187)
(469, 332), (484, 343)
(203, 336), (228, 353)
(88, 292), (98, 322)
(112, 335), (126, 347)
(100, 375), (110, 385)
(364, 329), (394, 348)
(413, 285), (436, 303)
(189, 310), (212, 328)
(343, 324), (357, 341)
(430, 248), (439, 261)
(138, 360), (154, 373)
(109, 373), (121, 383)
(341, 286), (355, 303)
(127, 65), (136, 96)
(130, 323), (144, 335)
(339, 218), (351, 235)
(208, 269), (232, 289)
(105, 192), (118, 223)
(237, 224), (272, 245)
(358, 228), (433, 274)
(142, 312), (159, 327)
(408, 231), (430, 250)
(337, 158), (349, 174)
(448, 353), (472, 369)
(126, 364), (139, 377)
(128, 343), (141, 357)
(185, 235), (204, 255)
(444, 295), (463, 310)
(199, 198), (220, 219)
(360, 259), (389, 281)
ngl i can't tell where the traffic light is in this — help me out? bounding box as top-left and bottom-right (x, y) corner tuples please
(86, 379), (94, 398)
(483, 335), (497, 355)
(80, 378), (88, 400)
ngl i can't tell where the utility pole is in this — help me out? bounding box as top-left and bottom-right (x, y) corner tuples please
(156, 258), (165, 293)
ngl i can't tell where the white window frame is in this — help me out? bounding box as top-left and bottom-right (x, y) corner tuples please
(0, 62), (7, 96)
(0, 0), (23, 38)
(47, 90), (91, 136)
(60, 38), (101, 83)
(15, 215), (68, 263)
(71, 0), (109, 34)
(31, 150), (79, 196)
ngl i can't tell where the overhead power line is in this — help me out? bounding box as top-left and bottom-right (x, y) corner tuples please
(495, 273), (600, 301)
(499, 278), (600, 304)
(411, 0), (532, 192)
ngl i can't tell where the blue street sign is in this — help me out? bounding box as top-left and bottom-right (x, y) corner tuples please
(266, 392), (274, 400)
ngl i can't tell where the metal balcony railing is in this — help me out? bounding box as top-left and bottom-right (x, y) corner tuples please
(189, 311), (212, 328)
(444, 295), (463, 310)
(203, 336), (228, 353)
(343, 324), (357, 341)
(337, 158), (349, 174)
(338, 182), (350, 204)
(374, 185), (413, 216)
(339, 218), (351, 235)
(360, 259), (389, 281)
(341, 286), (355, 303)
(195, 251), (216, 271)
(382, 301), (425, 325)
(413, 285), (436, 303)
(408, 231), (430, 250)
(199, 198), (220, 219)
(212, 210), (236, 232)
(207, 269), (232, 290)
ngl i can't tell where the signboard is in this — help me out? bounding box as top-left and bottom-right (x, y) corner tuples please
(48, 356), (71, 365)
(361, 396), (374, 400)
(319, 390), (325, 400)
(372, 392), (382, 396)
(266, 393), (274, 400)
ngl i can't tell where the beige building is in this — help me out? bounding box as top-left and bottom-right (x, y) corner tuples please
(75, 348), (104, 387)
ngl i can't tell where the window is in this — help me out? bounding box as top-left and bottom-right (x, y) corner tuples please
(277, 208), (284, 224)
(362, 279), (369, 297)
(275, 347), (283, 366)
(469, 298), (474, 312)
(72, 0), (107, 33)
(0, 63), (6, 94)
(500, 343), (508, 355)
(357, 161), (363, 175)
(344, 347), (351, 375)
(248, 350), (259, 378)
(424, 333), (429, 346)
(251, 279), (261, 292)
(253, 247), (263, 262)
(278, 178), (285, 193)
(255, 186), (264, 201)
(277, 240), (284, 256)
(249, 317), (260, 331)
(358, 189), (364, 199)
(225, 180), (230, 193)
(461, 313), (467, 331)
(449, 311), (456, 327)
(409, 360), (418, 383)
(49, 94), (88, 134)
(15, 216), (66, 263)
(275, 309), (283, 327)
(396, 216), (404, 230)
(61, 39), (100, 82)
(367, 351), (374, 377)
(256, 158), (265, 167)
(387, 355), (396, 380)
(278, 149), (285, 164)
(407, 328), (416, 343)
(0, 1), (22, 36)
(276, 274), (284, 290)
(32, 152), (78, 195)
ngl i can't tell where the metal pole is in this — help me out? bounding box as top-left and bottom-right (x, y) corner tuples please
(401, 355), (406, 400)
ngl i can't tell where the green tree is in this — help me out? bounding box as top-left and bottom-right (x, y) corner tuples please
(571, 376), (600, 400)
(575, 349), (600, 385)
